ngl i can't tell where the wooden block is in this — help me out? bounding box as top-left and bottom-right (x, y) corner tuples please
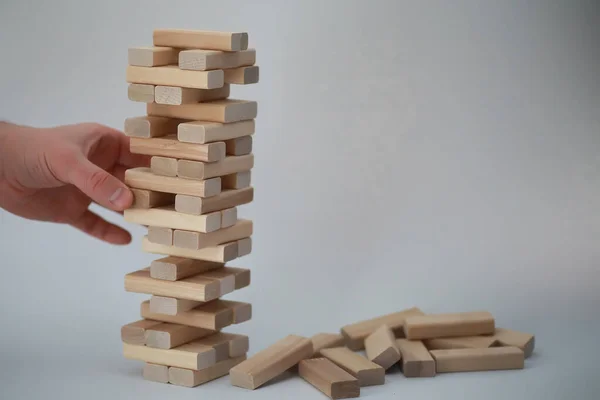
(172, 220), (253, 250)
(147, 100), (257, 124)
(177, 154), (254, 181)
(150, 256), (223, 281)
(123, 341), (216, 371)
(151, 156), (177, 177)
(169, 356), (247, 387)
(145, 322), (214, 349)
(125, 268), (220, 302)
(229, 334), (313, 390)
(128, 46), (179, 67)
(130, 189), (174, 209)
(128, 84), (155, 103)
(221, 266), (251, 290)
(194, 332), (249, 361)
(125, 205), (221, 233)
(237, 237), (252, 257)
(155, 84), (230, 105)
(222, 171), (251, 190)
(125, 167), (222, 197)
(424, 335), (499, 351)
(141, 299), (250, 330)
(121, 319), (162, 345)
(430, 347), (524, 373)
(404, 311), (495, 340)
(310, 333), (346, 357)
(148, 226), (173, 246)
(150, 295), (202, 315)
(126, 65), (224, 90)
(364, 325), (401, 370)
(130, 136), (225, 162)
(220, 207), (237, 228)
(124, 116), (180, 138)
(299, 358), (359, 399)
(320, 347), (384, 387)
(179, 49), (255, 71)
(492, 328), (535, 358)
(142, 236), (239, 263)
(178, 120), (255, 144)
(153, 29), (248, 52)
(395, 339), (436, 378)
(229, 301), (252, 324)
(224, 66), (259, 85)
(143, 363), (169, 384)
(225, 135), (252, 156)
(175, 187), (253, 215)
(340, 307), (424, 350)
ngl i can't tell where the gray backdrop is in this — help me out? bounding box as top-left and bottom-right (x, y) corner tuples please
(0, 0), (598, 399)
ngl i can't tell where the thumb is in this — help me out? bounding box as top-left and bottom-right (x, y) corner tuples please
(66, 152), (133, 211)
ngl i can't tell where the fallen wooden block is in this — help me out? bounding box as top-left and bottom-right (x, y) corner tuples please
(340, 307), (424, 350)
(175, 187), (253, 215)
(224, 66), (259, 85)
(151, 156), (178, 177)
(155, 84), (230, 105)
(121, 319), (162, 345)
(222, 171), (251, 190)
(147, 99), (257, 123)
(128, 84), (155, 103)
(395, 339), (436, 378)
(169, 355), (247, 387)
(125, 205), (222, 233)
(145, 322), (215, 349)
(148, 226), (173, 246)
(225, 135), (252, 156)
(150, 256), (223, 281)
(123, 340), (216, 371)
(130, 136), (226, 162)
(237, 237), (252, 257)
(177, 154), (254, 181)
(142, 236), (240, 263)
(153, 29), (248, 52)
(125, 168), (222, 197)
(141, 300), (251, 330)
(424, 335), (499, 351)
(143, 363), (169, 384)
(124, 116), (180, 138)
(179, 49), (255, 71)
(150, 295), (204, 315)
(299, 358), (359, 399)
(430, 347), (524, 373)
(320, 347), (384, 387)
(310, 333), (346, 357)
(126, 65), (224, 90)
(364, 325), (401, 370)
(172, 220), (253, 250)
(404, 311), (495, 340)
(492, 328), (535, 358)
(128, 46), (179, 67)
(178, 120), (255, 144)
(229, 334), (313, 390)
(130, 189), (174, 209)
(220, 207), (237, 228)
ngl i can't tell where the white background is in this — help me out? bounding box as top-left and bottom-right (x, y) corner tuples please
(1, 1), (599, 399)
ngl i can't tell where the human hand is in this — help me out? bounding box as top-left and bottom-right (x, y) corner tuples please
(0, 121), (149, 245)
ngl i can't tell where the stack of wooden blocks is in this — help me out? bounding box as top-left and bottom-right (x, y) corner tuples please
(119, 28), (258, 388)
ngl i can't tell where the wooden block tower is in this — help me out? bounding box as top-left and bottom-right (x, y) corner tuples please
(120, 28), (257, 388)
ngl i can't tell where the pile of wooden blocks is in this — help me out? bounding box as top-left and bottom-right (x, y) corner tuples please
(120, 28), (257, 388)
(228, 308), (534, 398)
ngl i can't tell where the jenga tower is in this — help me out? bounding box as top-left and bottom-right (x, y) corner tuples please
(119, 28), (257, 388)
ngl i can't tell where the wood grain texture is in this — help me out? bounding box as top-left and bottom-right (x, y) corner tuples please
(125, 167), (222, 197)
(424, 335), (499, 351)
(143, 363), (169, 383)
(142, 235), (239, 263)
(150, 295), (204, 315)
(130, 189), (174, 209)
(151, 156), (178, 177)
(492, 328), (535, 358)
(220, 207), (237, 228)
(130, 136), (226, 162)
(155, 84), (230, 105)
(179, 49), (255, 71)
(175, 187), (253, 215)
(340, 307), (424, 350)
(150, 256), (223, 281)
(168, 356), (247, 387)
(299, 358), (359, 399)
(153, 29), (248, 52)
(124, 116), (180, 138)
(430, 347), (524, 373)
(225, 135), (252, 156)
(123, 341), (216, 371)
(172, 220), (253, 250)
(146, 322), (214, 349)
(222, 171), (251, 190)
(364, 325), (401, 370)
(148, 226), (173, 245)
(126, 65), (224, 90)
(229, 335), (313, 390)
(177, 154), (254, 181)
(147, 99), (257, 123)
(178, 120), (255, 144)
(125, 268), (220, 302)
(128, 46), (179, 67)
(224, 65), (259, 85)
(310, 333), (346, 357)
(395, 339), (436, 378)
(320, 347), (384, 387)
(128, 84), (155, 103)
(404, 311), (495, 340)
(125, 205), (222, 233)
(121, 319), (162, 345)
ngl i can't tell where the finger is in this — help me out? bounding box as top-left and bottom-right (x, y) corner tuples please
(69, 209), (132, 245)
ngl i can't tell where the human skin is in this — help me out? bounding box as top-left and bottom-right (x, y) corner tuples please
(0, 121), (149, 245)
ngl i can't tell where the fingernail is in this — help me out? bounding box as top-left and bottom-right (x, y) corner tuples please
(109, 187), (128, 208)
